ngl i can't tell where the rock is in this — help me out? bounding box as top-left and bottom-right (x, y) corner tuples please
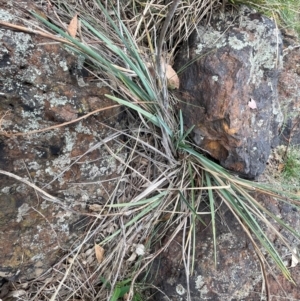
(0, 3), (125, 281)
(148, 203), (261, 301)
(174, 5), (283, 179)
(277, 29), (300, 145)
(148, 193), (300, 300)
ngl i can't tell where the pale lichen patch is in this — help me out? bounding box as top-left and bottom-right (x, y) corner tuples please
(9, 32), (33, 63)
(75, 122), (92, 134)
(88, 164), (104, 179)
(40, 200), (50, 210)
(196, 6), (282, 87)
(176, 284), (186, 295)
(1, 187), (11, 194)
(0, 9), (14, 21)
(195, 26), (226, 54)
(59, 59), (69, 72)
(195, 275), (209, 296)
(228, 35), (247, 50)
(21, 66), (42, 84)
(64, 130), (76, 153)
(49, 95), (70, 107)
(17, 203), (30, 223)
(27, 162), (41, 171)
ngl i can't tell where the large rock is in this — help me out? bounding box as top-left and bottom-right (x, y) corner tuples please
(174, 6), (283, 178)
(0, 4), (124, 281)
(278, 29), (300, 145)
(148, 194), (300, 300)
(148, 205), (261, 300)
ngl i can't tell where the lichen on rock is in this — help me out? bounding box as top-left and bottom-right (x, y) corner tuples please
(0, 4), (125, 281)
(174, 5), (283, 178)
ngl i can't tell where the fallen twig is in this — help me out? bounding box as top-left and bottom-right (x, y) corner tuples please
(0, 105), (120, 137)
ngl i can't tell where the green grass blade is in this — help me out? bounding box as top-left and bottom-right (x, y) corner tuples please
(117, 72), (154, 103)
(216, 185), (293, 281)
(205, 172), (217, 266)
(80, 19), (154, 88)
(101, 195), (162, 244)
(188, 162), (196, 274)
(110, 287), (121, 301)
(105, 94), (160, 126)
(179, 191), (206, 226)
(181, 145), (231, 176)
(92, 0), (157, 99)
(234, 185), (300, 245)
(106, 192), (167, 208)
(118, 285), (131, 298)
(179, 110), (184, 138)
(31, 12), (113, 70)
(181, 126), (195, 143)
(32, 12), (155, 104)
(156, 114), (173, 136)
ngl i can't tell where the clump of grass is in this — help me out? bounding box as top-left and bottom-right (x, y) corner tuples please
(282, 146), (300, 182)
(3, 0), (300, 300)
(259, 144), (300, 195)
(234, 0), (300, 36)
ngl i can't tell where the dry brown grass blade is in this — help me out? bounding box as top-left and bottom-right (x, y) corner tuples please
(0, 169), (98, 218)
(0, 104), (120, 137)
(0, 169), (61, 204)
(0, 20), (74, 45)
(242, 224), (271, 301)
(127, 218), (187, 300)
(156, 0), (181, 88)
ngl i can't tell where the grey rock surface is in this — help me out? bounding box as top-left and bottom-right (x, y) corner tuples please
(148, 194), (300, 301)
(278, 29), (300, 146)
(0, 3), (124, 281)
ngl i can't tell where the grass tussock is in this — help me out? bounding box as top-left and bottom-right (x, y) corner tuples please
(2, 0), (300, 300)
(234, 0), (300, 36)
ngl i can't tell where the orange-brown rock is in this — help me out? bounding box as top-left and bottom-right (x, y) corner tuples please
(175, 6), (283, 178)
